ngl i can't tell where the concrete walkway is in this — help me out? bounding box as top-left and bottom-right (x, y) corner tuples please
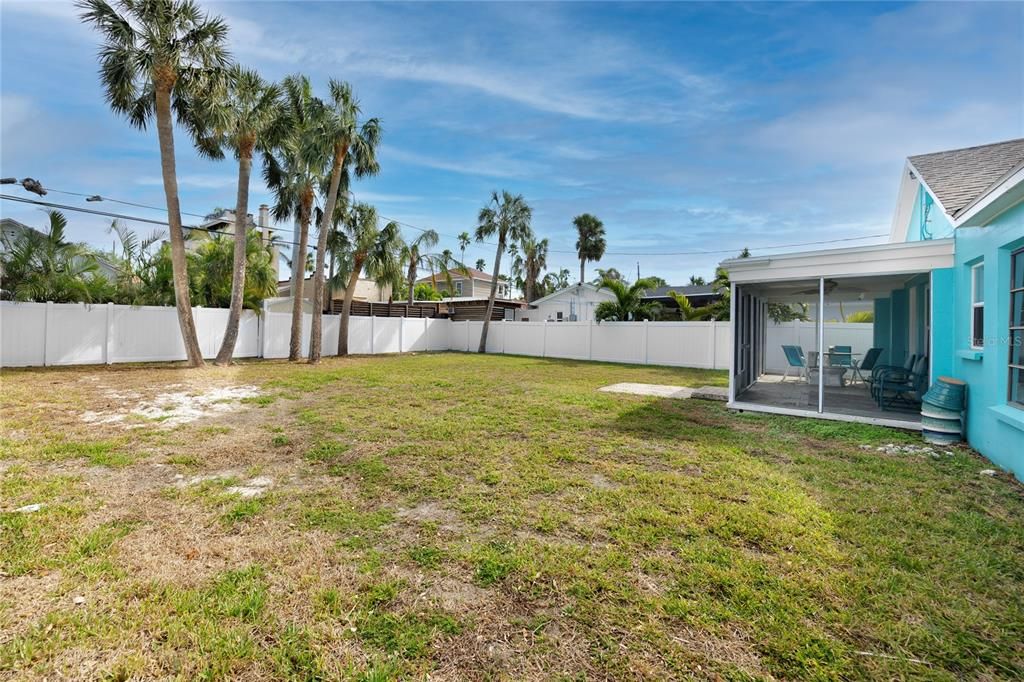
(599, 383), (728, 401)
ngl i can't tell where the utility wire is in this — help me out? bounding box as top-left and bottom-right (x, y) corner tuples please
(6, 185), (889, 257)
(0, 194), (314, 251)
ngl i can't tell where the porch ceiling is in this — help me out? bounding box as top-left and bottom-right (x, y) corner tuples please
(723, 238), (954, 284)
(743, 273), (924, 302)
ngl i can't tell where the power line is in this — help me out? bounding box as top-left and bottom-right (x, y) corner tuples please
(5, 184), (889, 258)
(0, 194), (314, 251)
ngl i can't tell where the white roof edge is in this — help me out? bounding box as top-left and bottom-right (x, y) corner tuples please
(723, 238), (955, 284)
(888, 161), (920, 243)
(527, 283), (608, 307)
(952, 163), (1024, 227)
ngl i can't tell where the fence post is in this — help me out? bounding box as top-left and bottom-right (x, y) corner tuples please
(399, 317), (404, 353)
(105, 302), (114, 364)
(711, 323), (717, 370)
(501, 320), (506, 354)
(643, 320), (649, 365)
(587, 318), (593, 360)
(542, 320), (547, 358)
(370, 314), (375, 354)
(43, 301), (53, 367)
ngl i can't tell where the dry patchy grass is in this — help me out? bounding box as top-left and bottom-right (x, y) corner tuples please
(1, 352), (1022, 680)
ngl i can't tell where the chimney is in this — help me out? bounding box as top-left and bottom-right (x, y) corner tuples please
(258, 204), (279, 281)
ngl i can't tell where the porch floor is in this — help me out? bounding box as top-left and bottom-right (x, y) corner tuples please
(737, 373), (922, 425)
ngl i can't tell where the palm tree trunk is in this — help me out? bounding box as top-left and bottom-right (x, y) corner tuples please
(478, 238), (504, 353)
(337, 258), (363, 356)
(289, 189), (313, 361)
(154, 83), (203, 368)
(406, 260), (416, 305)
(580, 259), (585, 286)
(214, 147), (253, 366)
(309, 145), (347, 364)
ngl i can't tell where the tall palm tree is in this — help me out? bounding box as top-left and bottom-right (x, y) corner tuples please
(475, 258), (486, 271)
(335, 203), (403, 356)
(518, 235), (548, 303)
(78, 0), (230, 367)
(457, 231), (470, 267)
(594, 276), (661, 322)
(474, 191), (532, 352)
(309, 80), (381, 364)
(573, 213), (606, 285)
(263, 74), (326, 361)
(193, 65), (282, 365)
(400, 229), (439, 304)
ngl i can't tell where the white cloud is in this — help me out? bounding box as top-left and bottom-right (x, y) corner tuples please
(383, 146), (547, 180)
(137, 174), (237, 190)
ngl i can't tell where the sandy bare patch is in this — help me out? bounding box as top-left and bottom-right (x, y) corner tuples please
(427, 577), (493, 612)
(81, 385), (261, 429)
(396, 501), (461, 530)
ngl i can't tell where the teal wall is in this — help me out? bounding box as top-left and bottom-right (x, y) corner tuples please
(907, 185), (954, 242)
(947, 201), (1024, 479)
(872, 276), (931, 377)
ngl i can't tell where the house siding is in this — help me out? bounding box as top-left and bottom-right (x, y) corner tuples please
(948, 200), (1024, 479)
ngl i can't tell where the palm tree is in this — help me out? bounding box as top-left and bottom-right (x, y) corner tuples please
(475, 191), (532, 352)
(193, 65), (281, 365)
(0, 211), (111, 303)
(688, 275), (706, 286)
(458, 231), (471, 267)
(105, 220), (165, 305)
(78, 0), (230, 367)
(335, 203), (403, 356)
(594, 276), (661, 321)
(189, 229), (278, 310)
(309, 80), (381, 364)
(400, 229), (440, 304)
(517, 236), (548, 303)
(263, 74), (326, 361)
(475, 258), (486, 271)
(573, 213), (606, 285)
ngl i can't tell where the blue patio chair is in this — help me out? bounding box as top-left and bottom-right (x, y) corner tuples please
(852, 347), (882, 384)
(876, 355), (929, 410)
(781, 345), (806, 382)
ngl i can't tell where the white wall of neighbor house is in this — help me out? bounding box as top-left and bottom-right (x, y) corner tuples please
(515, 286), (614, 322)
(1, 301), (877, 373)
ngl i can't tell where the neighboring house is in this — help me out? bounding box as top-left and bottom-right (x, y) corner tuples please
(642, 284), (721, 317)
(723, 137), (1024, 480)
(276, 275), (392, 309)
(515, 283), (615, 321)
(190, 204), (279, 280)
(416, 267), (512, 300)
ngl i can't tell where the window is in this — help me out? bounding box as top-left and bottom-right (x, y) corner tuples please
(454, 280), (462, 296)
(971, 263), (985, 349)
(1010, 249), (1024, 407)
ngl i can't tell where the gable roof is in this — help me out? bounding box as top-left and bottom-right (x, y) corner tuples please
(527, 283), (615, 307)
(415, 267), (495, 284)
(908, 138), (1024, 219)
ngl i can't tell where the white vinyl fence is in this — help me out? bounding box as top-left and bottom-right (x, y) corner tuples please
(763, 321), (875, 374)
(1, 301), (734, 370)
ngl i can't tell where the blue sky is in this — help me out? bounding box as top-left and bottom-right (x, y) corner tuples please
(2, 1), (1021, 284)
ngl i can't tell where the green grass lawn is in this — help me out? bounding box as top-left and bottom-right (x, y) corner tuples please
(1, 353), (1022, 680)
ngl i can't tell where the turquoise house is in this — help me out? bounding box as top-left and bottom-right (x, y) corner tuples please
(724, 139), (1024, 480)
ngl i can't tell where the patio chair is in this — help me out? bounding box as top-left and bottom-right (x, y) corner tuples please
(852, 347), (882, 384)
(781, 345), (807, 382)
(868, 353), (916, 400)
(875, 355), (929, 410)
(828, 345), (853, 367)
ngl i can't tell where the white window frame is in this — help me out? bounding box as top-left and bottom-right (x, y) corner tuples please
(970, 262), (985, 350)
(454, 280), (462, 296)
